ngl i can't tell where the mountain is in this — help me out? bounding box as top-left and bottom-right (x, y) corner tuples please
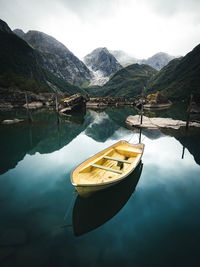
(109, 50), (138, 66)
(13, 28), (25, 38)
(84, 47), (122, 86)
(14, 29), (92, 87)
(110, 50), (175, 70)
(0, 21), (45, 91)
(148, 44), (200, 100)
(86, 64), (157, 98)
(142, 52), (175, 71)
(0, 19), (85, 94)
(0, 19), (12, 33)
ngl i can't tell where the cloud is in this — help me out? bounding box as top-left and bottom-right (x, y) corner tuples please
(57, 0), (121, 18)
(141, 0), (200, 21)
(0, 0), (199, 59)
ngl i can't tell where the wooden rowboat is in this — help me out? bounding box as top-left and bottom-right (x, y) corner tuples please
(71, 140), (144, 197)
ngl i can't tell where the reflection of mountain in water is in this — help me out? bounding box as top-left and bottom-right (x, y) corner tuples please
(85, 110), (119, 142)
(105, 107), (137, 128)
(1, 106), (199, 175)
(0, 110), (91, 174)
(177, 134), (200, 165)
(72, 162), (143, 236)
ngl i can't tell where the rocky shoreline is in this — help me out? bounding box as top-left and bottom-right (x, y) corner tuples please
(0, 87), (57, 109)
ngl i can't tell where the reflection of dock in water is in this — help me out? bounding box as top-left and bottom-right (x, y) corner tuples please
(72, 162), (143, 237)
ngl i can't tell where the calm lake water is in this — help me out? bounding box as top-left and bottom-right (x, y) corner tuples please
(0, 106), (200, 267)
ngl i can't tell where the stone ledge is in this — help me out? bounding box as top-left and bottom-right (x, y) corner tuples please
(126, 115), (200, 130)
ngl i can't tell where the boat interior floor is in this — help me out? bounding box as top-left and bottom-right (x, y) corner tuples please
(77, 149), (140, 185)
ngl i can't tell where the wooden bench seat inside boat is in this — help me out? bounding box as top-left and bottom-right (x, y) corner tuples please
(114, 145), (142, 157)
(103, 156), (131, 164)
(91, 164), (123, 174)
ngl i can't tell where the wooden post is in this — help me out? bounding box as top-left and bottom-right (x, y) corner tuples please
(181, 146), (185, 159)
(57, 113), (61, 147)
(55, 94), (59, 113)
(140, 86), (145, 125)
(25, 92), (33, 122)
(139, 127), (142, 144)
(186, 93), (193, 130)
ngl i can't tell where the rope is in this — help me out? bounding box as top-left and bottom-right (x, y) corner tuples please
(127, 133), (135, 143)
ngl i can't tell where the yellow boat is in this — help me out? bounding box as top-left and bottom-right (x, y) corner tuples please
(71, 140), (144, 197)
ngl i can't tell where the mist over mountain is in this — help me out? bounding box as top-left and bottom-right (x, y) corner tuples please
(141, 52), (175, 70)
(110, 49), (175, 70)
(109, 50), (139, 66)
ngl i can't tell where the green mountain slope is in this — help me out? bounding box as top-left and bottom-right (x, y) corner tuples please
(0, 20), (84, 94)
(86, 64), (157, 97)
(148, 44), (200, 100)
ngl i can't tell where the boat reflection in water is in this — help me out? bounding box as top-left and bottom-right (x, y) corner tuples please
(72, 162), (143, 236)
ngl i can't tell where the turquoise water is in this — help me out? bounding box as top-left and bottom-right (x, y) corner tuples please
(0, 107), (200, 267)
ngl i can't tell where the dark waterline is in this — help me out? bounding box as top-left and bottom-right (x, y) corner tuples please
(0, 106), (200, 267)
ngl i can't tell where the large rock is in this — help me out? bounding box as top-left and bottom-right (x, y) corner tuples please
(126, 115), (200, 130)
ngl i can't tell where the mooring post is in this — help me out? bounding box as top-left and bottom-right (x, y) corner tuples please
(181, 146), (185, 159)
(25, 92), (33, 122)
(55, 94), (59, 113)
(140, 86), (145, 125)
(57, 113), (61, 147)
(186, 93), (193, 130)
(139, 127), (142, 144)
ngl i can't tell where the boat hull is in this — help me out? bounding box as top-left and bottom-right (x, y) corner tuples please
(71, 140), (144, 197)
(76, 178), (124, 198)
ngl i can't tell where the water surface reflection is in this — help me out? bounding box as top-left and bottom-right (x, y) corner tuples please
(73, 163), (143, 236)
(0, 107), (200, 267)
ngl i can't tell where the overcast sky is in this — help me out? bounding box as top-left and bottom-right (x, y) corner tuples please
(0, 0), (200, 59)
